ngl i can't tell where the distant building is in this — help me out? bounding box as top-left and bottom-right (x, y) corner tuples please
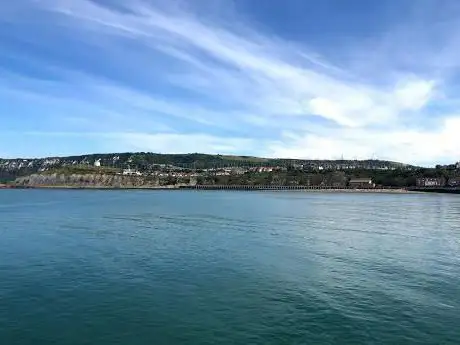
(231, 167), (246, 175)
(456, 162), (460, 170)
(416, 177), (446, 187)
(122, 168), (142, 176)
(94, 159), (101, 167)
(256, 167), (273, 173)
(447, 177), (460, 187)
(349, 178), (375, 188)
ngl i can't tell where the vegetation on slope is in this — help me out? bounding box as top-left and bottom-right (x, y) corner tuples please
(2, 152), (458, 188)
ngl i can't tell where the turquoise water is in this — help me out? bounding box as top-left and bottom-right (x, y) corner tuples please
(1, 190), (459, 344)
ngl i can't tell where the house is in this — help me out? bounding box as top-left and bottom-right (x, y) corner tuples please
(231, 168), (247, 175)
(122, 168), (142, 176)
(348, 178), (375, 188)
(257, 167), (273, 173)
(447, 177), (460, 187)
(416, 177), (446, 187)
(94, 159), (101, 167)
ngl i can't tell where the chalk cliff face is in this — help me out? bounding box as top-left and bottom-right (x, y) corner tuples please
(14, 173), (197, 188)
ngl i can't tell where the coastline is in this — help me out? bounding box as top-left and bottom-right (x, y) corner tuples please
(4, 183), (459, 194)
(4, 185), (412, 193)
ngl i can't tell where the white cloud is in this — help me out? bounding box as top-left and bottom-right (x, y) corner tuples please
(268, 116), (460, 166)
(395, 79), (436, 110)
(308, 97), (368, 127)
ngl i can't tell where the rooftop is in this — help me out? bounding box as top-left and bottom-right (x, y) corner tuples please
(349, 178), (372, 182)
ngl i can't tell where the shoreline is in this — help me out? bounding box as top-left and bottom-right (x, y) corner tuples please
(4, 185), (412, 193)
(3, 185), (459, 194)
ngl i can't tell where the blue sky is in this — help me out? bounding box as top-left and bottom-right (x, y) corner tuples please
(1, 0), (459, 165)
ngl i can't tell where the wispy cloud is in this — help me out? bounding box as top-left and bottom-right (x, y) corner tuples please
(1, 0), (459, 164)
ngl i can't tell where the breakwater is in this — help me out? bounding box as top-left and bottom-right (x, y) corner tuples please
(408, 187), (460, 194)
(180, 185), (403, 191)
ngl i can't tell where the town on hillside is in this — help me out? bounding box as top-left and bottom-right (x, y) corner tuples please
(1, 154), (459, 189)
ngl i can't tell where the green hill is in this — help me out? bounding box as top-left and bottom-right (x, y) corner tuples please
(0, 152), (412, 182)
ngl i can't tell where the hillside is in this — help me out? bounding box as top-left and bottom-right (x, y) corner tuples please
(0, 152), (411, 182)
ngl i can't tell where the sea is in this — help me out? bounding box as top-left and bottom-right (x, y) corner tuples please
(1, 189), (459, 344)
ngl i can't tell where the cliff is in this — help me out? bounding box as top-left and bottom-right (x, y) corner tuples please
(14, 173), (197, 189)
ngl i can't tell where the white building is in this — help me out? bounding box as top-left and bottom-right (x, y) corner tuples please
(94, 159), (101, 167)
(122, 168), (142, 176)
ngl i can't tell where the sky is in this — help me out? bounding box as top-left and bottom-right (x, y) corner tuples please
(1, 0), (460, 166)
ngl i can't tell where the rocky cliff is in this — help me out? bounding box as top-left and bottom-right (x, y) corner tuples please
(14, 173), (197, 189)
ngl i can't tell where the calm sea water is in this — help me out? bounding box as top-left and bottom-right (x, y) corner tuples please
(1, 190), (459, 344)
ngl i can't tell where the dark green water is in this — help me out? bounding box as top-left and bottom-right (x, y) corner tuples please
(1, 190), (459, 344)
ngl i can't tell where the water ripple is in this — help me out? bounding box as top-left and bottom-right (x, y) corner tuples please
(0, 190), (459, 344)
